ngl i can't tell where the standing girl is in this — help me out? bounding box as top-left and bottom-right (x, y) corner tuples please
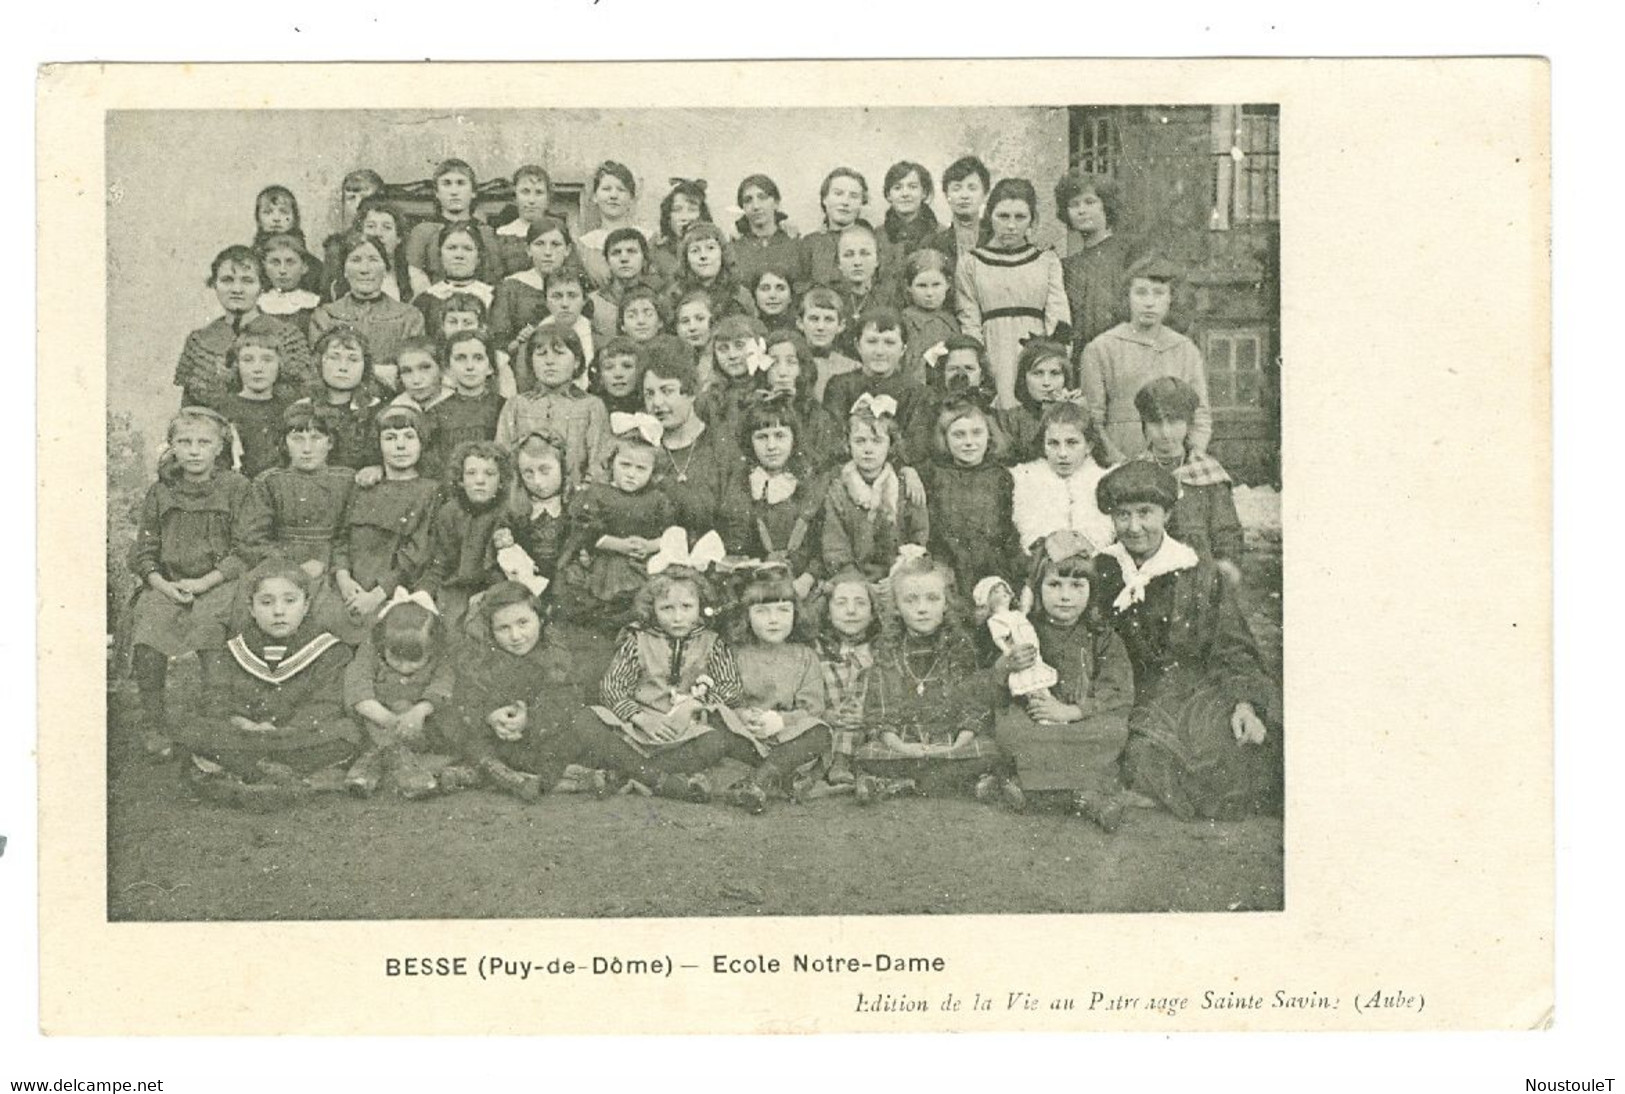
(671, 221), (755, 320)
(851, 553), (1004, 801)
(717, 572), (832, 813)
(1010, 399), (1116, 557)
(1079, 255), (1212, 461)
(725, 390), (827, 600)
(587, 336), (646, 417)
(814, 569), (882, 786)
(591, 228), (661, 344)
(420, 441), (512, 633)
(748, 264), (797, 332)
(553, 421), (675, 627)
(501, 430), (573, 595)
(488, 215), (575, 348)
(175, 246), (313, 409)
(570, 565), (742, 802)
(309, 233), (427, 388)
(881, 161), (941, 255)
(919, 394), (1022, 599)
(797, 167), (895, 292)
(954, 178), (1071, 408)
(331, 405), (439, 625)
(651, 178), (712, 286)
(354, 198), (432, 303)
(218, 330), (293, 481)
(239, 403), (355, 587)
(451, 581), (583, 800)
(127, 407), (252, 757)
(989, 531), (1134, 830)
(402, 158), (502, 283)
(307, 327), (384, 471)
(492, 164), (555, 277)
(175, 560), (357, 809)
(997, 338), (1074, 466)
(494, 322), (612, 490)
(760, 329), (844, 472)
(425, 329), (505, 453)
(820, 393), (929, 582)
(411, 223), (496, 334)
(576, 161), (649, 289)
(1057, 172), (1137, 347)
(322, 170), (385, 299)
(731, 174), (800, 290)
(898, 248), (960, 385)
(255, 233), (323, 331)
(251, 185), (307, 251)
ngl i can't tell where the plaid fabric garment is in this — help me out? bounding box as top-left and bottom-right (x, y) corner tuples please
(1166, 452), (1233, 487)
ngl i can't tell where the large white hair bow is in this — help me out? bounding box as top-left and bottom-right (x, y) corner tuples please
(745, 337), (773, 375)
(887, 543), (928, 579)
(850, 392), (898, 420)
(647, 526), (728, 575)
(922, 341), (949, 371)
(610, 412), (664, 446)
(381, 587), (439, 617)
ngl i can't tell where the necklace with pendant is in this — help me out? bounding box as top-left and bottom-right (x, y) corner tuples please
(900, 638), (948, 697)
(666, 444), (698, 484)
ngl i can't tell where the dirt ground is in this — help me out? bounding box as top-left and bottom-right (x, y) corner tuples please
(106, 551), (1283, 922)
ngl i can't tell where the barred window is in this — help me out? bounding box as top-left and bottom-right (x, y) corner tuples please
(1210, 104), (1279, 228)
(1071, 108), (1121, 176)
(1204, 327), (1269, 409)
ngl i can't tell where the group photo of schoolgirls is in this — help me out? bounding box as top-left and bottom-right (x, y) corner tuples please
(112, 130), (1282, 866)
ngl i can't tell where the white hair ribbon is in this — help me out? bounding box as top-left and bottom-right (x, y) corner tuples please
(851, 392), (898, 420)
(646, 526), (728, 575)
(380, 587), (440, 617)
(609, 411), (664, 446)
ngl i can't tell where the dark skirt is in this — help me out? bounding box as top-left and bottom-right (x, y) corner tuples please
(1121, 679), (1282, 821)
(993, 706), (1129, 794)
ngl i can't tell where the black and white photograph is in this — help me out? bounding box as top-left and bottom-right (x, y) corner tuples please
(101, 100), (1284, 922)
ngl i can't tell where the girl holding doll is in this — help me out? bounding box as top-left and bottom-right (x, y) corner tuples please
(499, 430), (573, 595)
(987, 530), (1134, 831)
(851, 553), (1004, 802)
(1009, 399), (1117, 558)
(175, 245), (312, 409)
(126, 407), (253, 758)
(820, 393), (929, 583)
(716, 571), (833, 814)
(309, 233), (428, 387)
(569, 564), (742, 803)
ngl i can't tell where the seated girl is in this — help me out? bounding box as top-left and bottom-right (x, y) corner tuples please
(1092, 460), (1282, 821)
(988, 530), (1134, 831)
(1134, 376), (1244, 581)
(449, 581), (583, 801)
(570, 564), (743, 803)
(820, 393), (928, 583)
(814, 568), (882, 787)
(342, 592), (474, 799)
(716, 570), (833, 814)
(173, 560), (358, 810)
(851, 553), (1004, 802)
(420, 441), (512, 634)
(552, 420), (675, 628)
(724, 390), (827, 600)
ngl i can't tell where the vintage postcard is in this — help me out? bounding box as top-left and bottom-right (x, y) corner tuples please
(36, 58), (1549, 1035)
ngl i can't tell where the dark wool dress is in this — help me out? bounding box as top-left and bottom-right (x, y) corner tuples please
(449, 630), (582, 780)
(920, 459), (1024, 597)
(127, 471), (253, 656)
(1096, 551), (1283, 820)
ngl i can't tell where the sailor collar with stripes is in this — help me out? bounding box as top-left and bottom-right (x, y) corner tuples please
(227, 630), (342, 684)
